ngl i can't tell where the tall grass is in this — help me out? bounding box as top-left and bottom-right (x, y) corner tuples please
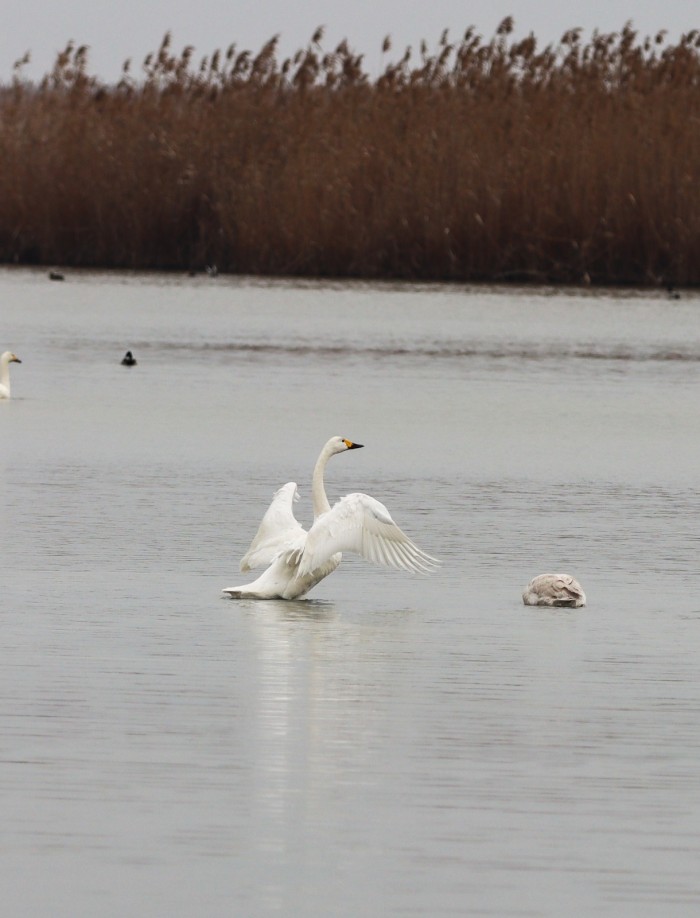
(1, 21), (699, 284)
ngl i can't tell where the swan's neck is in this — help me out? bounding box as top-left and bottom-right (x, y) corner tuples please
(0, 358), (10, 394)
(311, 443), (335, 518)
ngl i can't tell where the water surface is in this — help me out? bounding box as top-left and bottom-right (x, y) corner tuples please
(2, 268), (700, 916)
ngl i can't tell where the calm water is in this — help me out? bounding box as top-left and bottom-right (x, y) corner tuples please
(2, 268), (700, 916)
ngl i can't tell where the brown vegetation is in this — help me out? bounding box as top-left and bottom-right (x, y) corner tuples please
(0, 21), (699, 285)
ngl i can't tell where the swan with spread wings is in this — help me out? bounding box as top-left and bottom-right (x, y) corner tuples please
(223, 436), (440, 600)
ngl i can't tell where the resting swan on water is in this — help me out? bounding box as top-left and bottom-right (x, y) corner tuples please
(223, 436), (440, 600)
(522, 573), (586, 607)
(0, 351), (22, 399)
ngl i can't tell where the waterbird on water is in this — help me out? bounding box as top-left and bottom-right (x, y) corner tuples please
(223, 436), (440, 600)
(0, 351), (22, 399)
(522, 573), (586, 607)
(121, 350), (137, 366)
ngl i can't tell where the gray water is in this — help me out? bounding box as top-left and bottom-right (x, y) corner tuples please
(2, 267), (700, 916)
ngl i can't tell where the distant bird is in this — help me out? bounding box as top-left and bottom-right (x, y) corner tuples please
(522, 573), (586, 607)
(49, 270), (65, 281)
(0, 350), (22, 399)
(223, 436), (440, 600)
(121, 350), (137, 366)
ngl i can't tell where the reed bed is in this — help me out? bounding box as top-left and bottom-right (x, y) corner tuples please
(1, 21), (699, 285)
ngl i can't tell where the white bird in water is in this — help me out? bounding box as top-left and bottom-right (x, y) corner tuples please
(0, 351), (22, 399)
(223, 436), (440, 600)
(522, 573), (586, 607)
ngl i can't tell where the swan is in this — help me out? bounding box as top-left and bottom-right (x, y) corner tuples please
(522, 573), (586, 607)
(0, 351), (22, 399)
(223, 436), (440, 600)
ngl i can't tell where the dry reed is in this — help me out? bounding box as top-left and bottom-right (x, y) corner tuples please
(0, 21), (699, 285)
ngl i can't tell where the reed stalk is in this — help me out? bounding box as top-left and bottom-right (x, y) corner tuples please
(1, 22), (698, 285)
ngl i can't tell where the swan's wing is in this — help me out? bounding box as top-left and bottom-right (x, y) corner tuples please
(298, 492), (440, 576)
(552, 575), (585, 603)
(558, 576), (585, 602)
(239, 482), (306, 572)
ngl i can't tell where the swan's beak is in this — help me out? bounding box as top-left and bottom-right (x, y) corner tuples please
(11, 355), (21, 363)
(344, 439), (363, 450)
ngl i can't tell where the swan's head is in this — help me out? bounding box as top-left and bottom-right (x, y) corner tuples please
(1, 351), (21, 365)
(328, 436), (364, 455)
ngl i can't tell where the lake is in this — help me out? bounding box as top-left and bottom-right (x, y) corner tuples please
(2, 267), (700, 916)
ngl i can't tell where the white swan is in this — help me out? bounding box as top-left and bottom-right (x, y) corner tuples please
(0, 351), (22, 399)
(223, 436), (440, 600)
(522, 573), (586, 607)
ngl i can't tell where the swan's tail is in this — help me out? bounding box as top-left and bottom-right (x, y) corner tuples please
(222, 582), (265, 599)
(222, 588), (244, 598)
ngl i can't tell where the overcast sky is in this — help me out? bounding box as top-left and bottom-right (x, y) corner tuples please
(3, 0), (698, 83)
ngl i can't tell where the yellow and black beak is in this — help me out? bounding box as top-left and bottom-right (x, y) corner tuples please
(344, 439), (364, 450)
(11, 355), (21, 364)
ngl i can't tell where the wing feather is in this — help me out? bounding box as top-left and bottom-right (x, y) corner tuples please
(380, 537), (401, 569)
(298, 492), (440, 577)
(239, 482), (306, 572)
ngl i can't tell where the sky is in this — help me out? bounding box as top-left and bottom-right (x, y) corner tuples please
(3, 0), (698, 83)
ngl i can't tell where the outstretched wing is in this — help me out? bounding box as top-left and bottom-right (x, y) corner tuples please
(239, 482), (306, 572)
(298, 492), (440, 577)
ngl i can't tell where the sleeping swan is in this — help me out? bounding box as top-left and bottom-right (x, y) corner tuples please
(0, 351), (22, 399)
(522, 573), (586, 607)
(223, 436), (440, 600)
